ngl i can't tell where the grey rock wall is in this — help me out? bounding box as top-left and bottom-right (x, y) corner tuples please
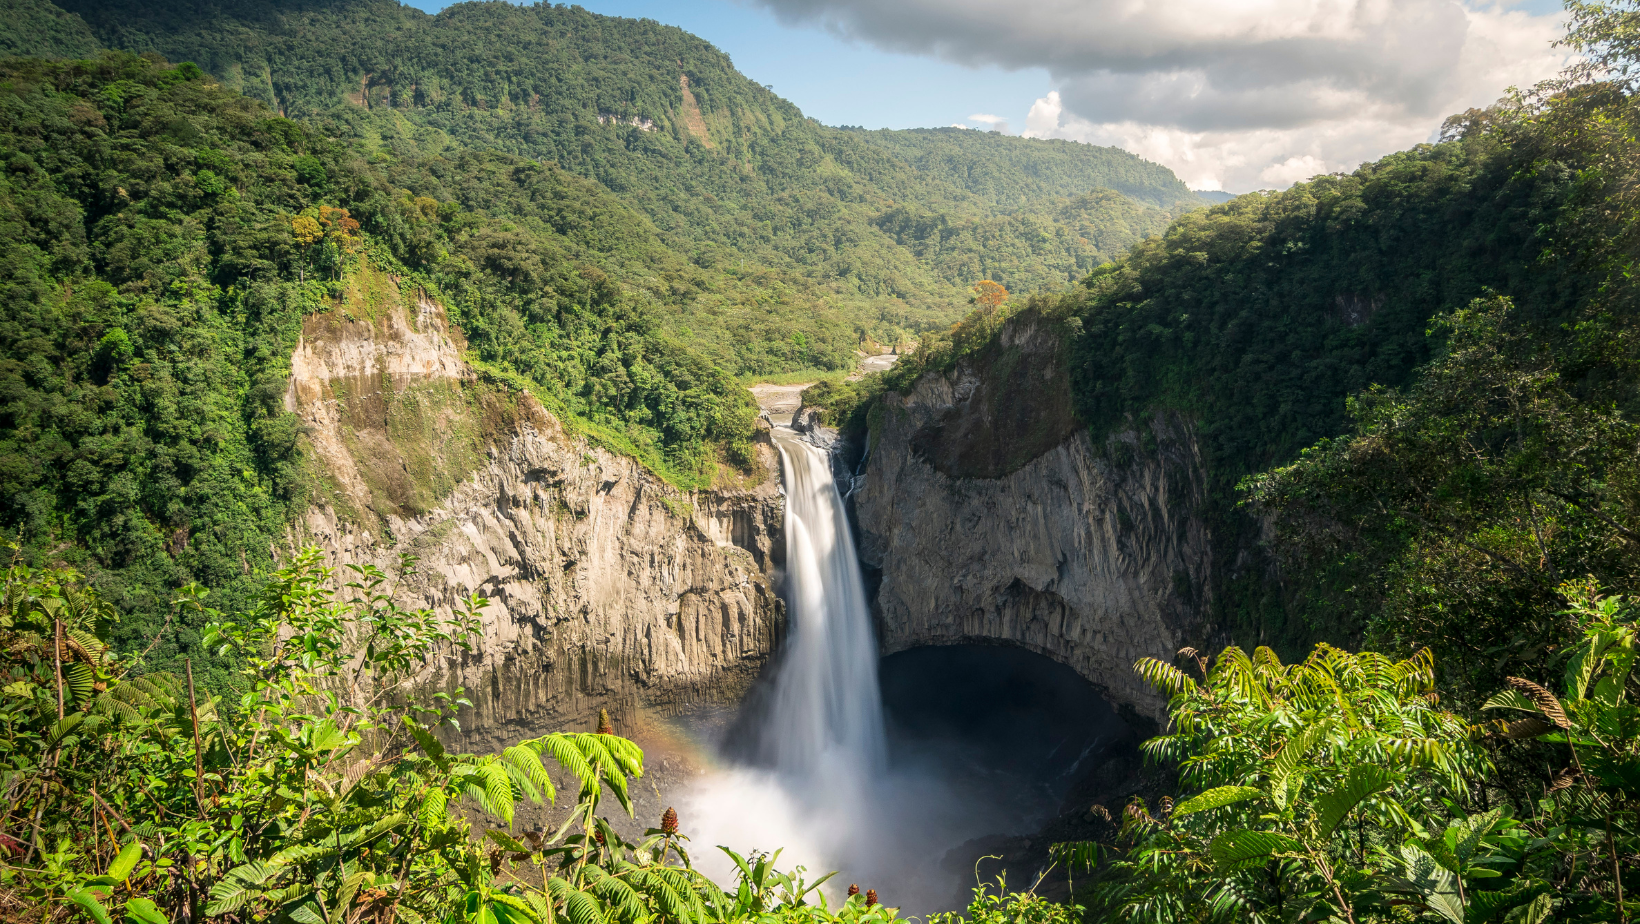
(852, 317), (1211, 722)
(284, 272), (785, 752)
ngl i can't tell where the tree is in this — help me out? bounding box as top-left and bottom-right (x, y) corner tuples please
(1564, 0), (1640, 90)
(1062, 642), (1486, 923)
(1063, 587), (1640, 924)
(1244, 296), (1640, 702)
(972, 280), (1009, 314)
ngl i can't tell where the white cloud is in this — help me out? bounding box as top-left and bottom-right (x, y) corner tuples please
(967, 112), (1012, 133)
(754, 0), (1570, 191)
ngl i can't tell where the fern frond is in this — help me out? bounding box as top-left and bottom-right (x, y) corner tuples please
(504, 744), (556, 805)
(1134, 657), (1197, 697)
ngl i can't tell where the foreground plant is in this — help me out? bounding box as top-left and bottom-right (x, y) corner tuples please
(0, 547), (878, 924)
(1062, 585), (1640, 923)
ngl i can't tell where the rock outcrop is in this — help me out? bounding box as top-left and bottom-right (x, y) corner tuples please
(852, 314), (1211, 723)
(284, 265), (785, 752)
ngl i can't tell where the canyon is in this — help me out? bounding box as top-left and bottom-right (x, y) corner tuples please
(283, 274), (1212, 751)
(279, 273), (1207, 901)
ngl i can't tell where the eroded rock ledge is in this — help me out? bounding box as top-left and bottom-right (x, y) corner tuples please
(852, 316), (1211, 723)
(283, 267), (785, 752)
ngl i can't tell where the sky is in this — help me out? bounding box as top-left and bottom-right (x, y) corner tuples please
(401, 0), (1574, 193)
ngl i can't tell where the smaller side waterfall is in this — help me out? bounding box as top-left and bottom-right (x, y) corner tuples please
(763, 427), (887, 786)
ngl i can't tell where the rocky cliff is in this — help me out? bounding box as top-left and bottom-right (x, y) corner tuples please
(283, 264), (785, 753)
(850, 314), (1211, 723)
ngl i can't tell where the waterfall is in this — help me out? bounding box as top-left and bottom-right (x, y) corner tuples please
(764, 427), (887, 787)
(681, 418), (1099, 913)
(681, 426), (888, 892)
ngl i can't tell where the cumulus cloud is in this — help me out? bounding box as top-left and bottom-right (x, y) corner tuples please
(751, 0), (1569, 191)
(967, 112), (1012, 133)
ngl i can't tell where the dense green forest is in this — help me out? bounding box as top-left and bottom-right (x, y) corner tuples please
(0, 52), (768, 681)
(0, 0), (1196, 368)
(843, 127), (1194, 212)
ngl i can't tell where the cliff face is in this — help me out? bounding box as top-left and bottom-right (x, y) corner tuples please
(852, 316), (1211, 723)
(284, 266), (785, 752)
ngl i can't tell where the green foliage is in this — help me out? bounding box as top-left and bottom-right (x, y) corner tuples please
(19, 0), (1192, 354)
(0, 52), (310, 679)
(1061, 616), (1640, 923)
(1245, 294), (1640, 702)
(1060, 124), (1598, 651)
(927, 873), (1081, 924)
(0, 0), (97, 58)
(0, 547), (1077, 924)
(845, 127), (1195, 211)
(0, 51), (761, 664)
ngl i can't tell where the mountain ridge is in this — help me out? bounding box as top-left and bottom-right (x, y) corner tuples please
(7, 0), (1198, 361)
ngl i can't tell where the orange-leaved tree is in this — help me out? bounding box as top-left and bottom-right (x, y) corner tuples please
(972, 280), (1008, 312)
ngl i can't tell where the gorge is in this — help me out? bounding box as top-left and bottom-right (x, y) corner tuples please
(278, 274), (1154, 910)
(5, 2), (1640, 921)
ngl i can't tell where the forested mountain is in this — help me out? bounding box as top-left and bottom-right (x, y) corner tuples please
(2, 0), (1194, 374)
(844, 126), (1194, 211)
(854, 97), (1624, 682)
(0, 52), (778, 661)
(0, 0), (1207, 676)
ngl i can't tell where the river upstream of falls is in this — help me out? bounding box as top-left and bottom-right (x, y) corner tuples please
(673, 426), (1128, 914)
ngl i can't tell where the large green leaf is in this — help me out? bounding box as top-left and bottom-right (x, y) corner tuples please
(404, 716), (448, 771)
(66, 662), (95, 705)
(1314, 765), (1397, 837)
(1397, 845), (1464, 924)
(121, 898), (167, 924)
(488, 893), (544, 924)
(1172, 786), (1264, 818)
(1268, 722), (1329, 810)
(206, 860), (279, 915)
(1208, 830), (1303, 871)
(106, 842), (143, 882)
(547, 877), (608, 924)
(1482, 689), (1540, 713)
(419, 789), (449, 829)
(486, 830), (531, 854)
(503, 744), (556, 805)
(68, 889), (112, 924)
(1134, 657), (1198, 697)
(586, 867), (648, 924)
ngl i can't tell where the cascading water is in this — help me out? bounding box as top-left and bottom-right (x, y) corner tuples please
(761, 427), (887, 786)
(680, 425), (890, 895)
(681, 423), (1090, 912)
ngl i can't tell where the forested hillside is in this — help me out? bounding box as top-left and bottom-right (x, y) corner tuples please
(2, 0), (1196, 370)
(0, 52), (773, 677)
(810, 64), (1640, 703)
(845, 81), (1627, 645)
(845, 127), (1194, 211)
